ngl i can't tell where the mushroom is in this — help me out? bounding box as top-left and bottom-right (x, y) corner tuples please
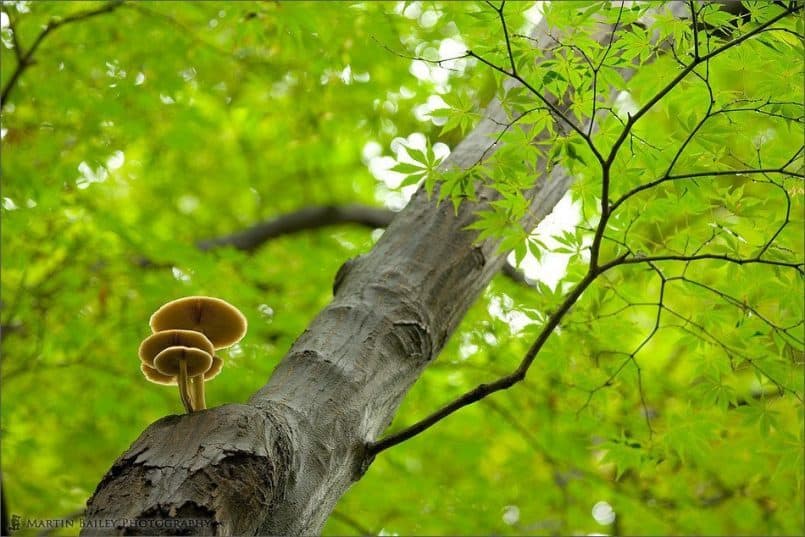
(153, 346), (213, 413)
(147, 296), (246, 412)
(149, 296), (247, 349)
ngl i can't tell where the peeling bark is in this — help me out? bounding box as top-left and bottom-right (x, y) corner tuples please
(84, 405), (292, 535)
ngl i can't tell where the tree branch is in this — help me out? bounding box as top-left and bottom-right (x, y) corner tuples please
(602, 3), (801, 170)
(196, 204), (394, 252)
(589, 2), (801, 268)
(610, 168), (804, 214)
(465, 49), (602, 160)
(7, 14), (23, 63)
(616, 253), (804, 273)
(668, 274), (804, 345)
(329, 510), (373, 536)
(0, 0), (124, 109)
(492, 1), (517, 76)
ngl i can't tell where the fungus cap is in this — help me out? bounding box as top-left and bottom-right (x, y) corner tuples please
(149, 296), (247, 349)
(140, 363), (177, 385)
(204, 356), (224, 380)
(153, 346), (213, 377)
(138, 329), (214, 366)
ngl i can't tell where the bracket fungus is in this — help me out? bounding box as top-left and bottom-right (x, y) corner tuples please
(139, 296), (247, 414)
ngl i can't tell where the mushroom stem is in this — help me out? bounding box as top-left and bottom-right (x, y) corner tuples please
(177, 357), (193, 413)
(190, 376), (207, 411)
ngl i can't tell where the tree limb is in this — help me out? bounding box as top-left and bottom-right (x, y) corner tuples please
(196, 204), (394, 252)
(610, 168), (804, 213)
(0, 1), (124, 109)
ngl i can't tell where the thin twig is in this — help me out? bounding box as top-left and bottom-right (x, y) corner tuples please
(610, 168), (803, 214)
(0, 0), (124, 109)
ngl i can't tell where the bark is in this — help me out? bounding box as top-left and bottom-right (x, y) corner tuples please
(83, 4), (694, 535)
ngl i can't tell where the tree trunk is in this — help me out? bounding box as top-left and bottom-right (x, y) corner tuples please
(83, 4), (694, 535)
(83, 131), (567, 537)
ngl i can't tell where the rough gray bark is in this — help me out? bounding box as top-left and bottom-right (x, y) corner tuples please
(83, 4), (694, 535)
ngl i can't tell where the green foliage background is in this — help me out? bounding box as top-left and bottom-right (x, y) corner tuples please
(1, 1), (803, 535)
